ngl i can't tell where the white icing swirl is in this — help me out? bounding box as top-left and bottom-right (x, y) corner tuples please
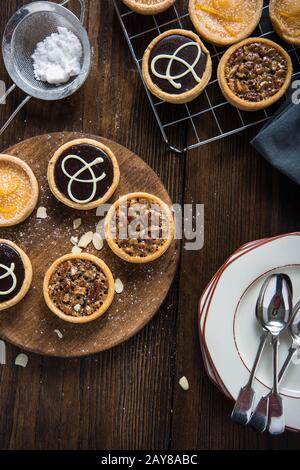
(0, 263), (17, 296)
(61, 155), (106, 204)
(151, 41), (203, 90)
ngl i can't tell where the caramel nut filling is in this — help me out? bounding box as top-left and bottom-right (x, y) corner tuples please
(48, 259), (109, 317)
(225, 42), (288, 102)
(110, 197), (171, 259)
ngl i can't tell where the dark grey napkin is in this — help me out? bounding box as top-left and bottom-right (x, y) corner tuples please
(251, 96), (300, 185)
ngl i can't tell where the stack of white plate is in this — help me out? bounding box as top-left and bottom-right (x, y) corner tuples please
(198, 233), (300, 432)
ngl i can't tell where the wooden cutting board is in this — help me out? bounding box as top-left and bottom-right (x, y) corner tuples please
(0, 132), (178, 357)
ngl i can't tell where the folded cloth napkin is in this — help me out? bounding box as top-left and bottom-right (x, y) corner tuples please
(251, 95), (300, 185)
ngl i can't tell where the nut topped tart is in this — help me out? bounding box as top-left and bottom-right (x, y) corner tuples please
(105, 192), (174, 264)
(189, 0), (263, 46)
(0, 155), (39, 227)
(270, 0), (300, 45)
(218, 37), (293, 111)
(122, 0), (175, 14)
(142, 29), (212, 104)
(43, 253), (115, 324)
(48, 138), (120, 210)
(0, 239), (32, 311)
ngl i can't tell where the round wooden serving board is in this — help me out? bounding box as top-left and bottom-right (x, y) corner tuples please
(0, 133), (178, 357)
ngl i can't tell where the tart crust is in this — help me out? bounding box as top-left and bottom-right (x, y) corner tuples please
(270, 0), (300, 46)
(105, 192), (174, 264)
(189, 0), (264, 47)
(217, 37), (293, 111)
(121, 0), (175, 14)
(43, 253), (115, 324)
(47, 138), (120, 211)
(142, 29), (212, 104)
(0, 155), (39, 228)
(0, 239), (33, 312)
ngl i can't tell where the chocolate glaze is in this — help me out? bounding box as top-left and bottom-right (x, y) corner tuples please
(149, 34), (207, 94)
(54, 144), (114, 203)
(0, 243), (25, 303)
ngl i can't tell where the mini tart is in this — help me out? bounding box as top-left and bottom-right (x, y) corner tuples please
(270, 0), (300, 46)
(189, 0), (264, 46)
(0, 239), (32, 311)
(121, 0), (175, 14)
(0, 155), (39, 228)
(43, 253), (115, 324)
(142, 29), (212, 104)
(47, 138), (120, 210)
(217, 37), (293, 111)
(105, 192), (174, 264)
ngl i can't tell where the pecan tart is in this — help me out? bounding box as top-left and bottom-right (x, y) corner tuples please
(142, 29), (212, 104)
(189, 0), (263, 46)
(270, 0), (300, 46)
(0, 239), (32, 311)
(121, 0), (175, 14)
(48, 138), (120, 210)
(105, 192), (174, 264)
(218, 37), (293, 111)
(0, 155), (39, 228)
(43, 253), (115, 324)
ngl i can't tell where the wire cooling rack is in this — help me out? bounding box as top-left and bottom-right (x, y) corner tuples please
(114, 0), (300, 153)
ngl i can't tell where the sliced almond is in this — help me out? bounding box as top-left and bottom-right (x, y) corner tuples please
(73, 218), (82, 230)
(70, 236), (79, 246)
(0, 340), (6, 365)
(92, 233), (104, 251)
(36, 207), (47, 219)
(115, 278), (124, 294)
(15, 353), (29, 368)
(72, 245), (82, 254)
(78, 231), (94, 248)
(179, 376), (189, 391)
(54, 329), (63, 339)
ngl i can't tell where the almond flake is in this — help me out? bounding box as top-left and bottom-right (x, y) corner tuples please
(115, 278), (124, 294)
(0, 340), (6, 365)
(92, 233), (103, 251)
(179, 376), (189, 391)
(73, 218), (82, 230)
(15, 353), (28, 368)
(36, 207), (47, 219)
(54, 329), (63, 339)
(72, 245), (82, 254)
(70, 236), (78, 246)
(74, 304), (81, 313)
(78, 231), (93, 248)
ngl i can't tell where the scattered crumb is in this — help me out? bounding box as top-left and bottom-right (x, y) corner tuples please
(36, 207), (47, 219)
(78, 231), (93, 248)
(115, 278), (124, 294)
(70, 236), (78, 246)
(54, 329), (63, 339)
(0, 340), (6, 365)
(92, 232), (103, 251)
(72, 245), (82, 254)
(15, 353), (28, 368)
(179, 376), (189, 391)
(73, 218), (82, 230)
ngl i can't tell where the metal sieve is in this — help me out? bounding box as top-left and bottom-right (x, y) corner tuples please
(1, 0), (91, 135)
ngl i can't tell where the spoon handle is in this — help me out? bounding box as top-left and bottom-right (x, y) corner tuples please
(268, 336), (285, 435)
(231, 330), (268, 425)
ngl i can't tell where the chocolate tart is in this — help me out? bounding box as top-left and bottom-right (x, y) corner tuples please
(122, 0), (175, 14)
(217, 37), (293, 111)
(0, 155), (39, 228)
(105, 192), (174, 264)
(189, 0), (264, 47)
(270, 0), (300, 46)
(47, 138), (120, 210)
(0, 239), (32, 311)
(43, 253), (115, 324)
(142, 29), (212, 104)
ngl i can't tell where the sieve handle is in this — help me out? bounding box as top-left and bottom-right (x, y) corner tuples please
(0, 94), (31, 137)
(60, 0), (86, 24)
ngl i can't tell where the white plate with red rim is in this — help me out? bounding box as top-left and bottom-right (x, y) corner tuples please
(198, 233), (300, 432)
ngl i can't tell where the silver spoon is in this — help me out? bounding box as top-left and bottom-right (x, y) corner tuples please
(231, 274), (290, 425)
(250, 296), (299, 434)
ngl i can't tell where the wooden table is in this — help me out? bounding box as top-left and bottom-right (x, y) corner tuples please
(0, 0), (300, 450)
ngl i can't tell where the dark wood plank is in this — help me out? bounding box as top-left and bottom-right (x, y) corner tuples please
(0, 0), (185, 450)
